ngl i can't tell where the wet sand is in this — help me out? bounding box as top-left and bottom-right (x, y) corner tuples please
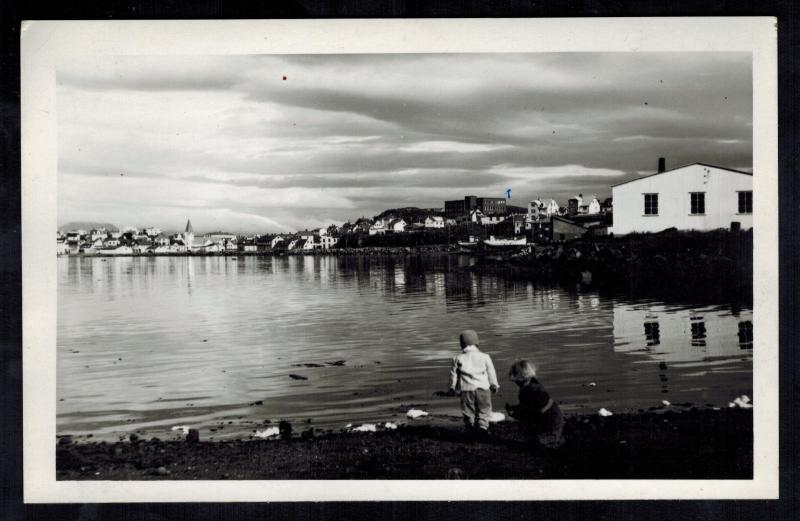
(56, 408), (752, 480)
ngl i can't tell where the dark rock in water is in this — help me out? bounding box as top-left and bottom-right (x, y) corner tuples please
(659, 362), (668, 371)
(254, 400), (263, 405)
(186, 429), (200, 444)
(326, 360), (346, 366)
(288, 374), (308, 380)
(58, 435), (73, 446)
(129, 433), (139, 443)
(279, 420), (293, 440)
(292, 363), (325, 368)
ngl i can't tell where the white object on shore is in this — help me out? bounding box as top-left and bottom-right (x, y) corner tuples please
(489, 412), (506, 423)
(598, 408), (614, 417)
(352, 424), (377, 433)
(254, 427), (280, 438)
(344, 423), (353, 429)
(384, 422), (398, 430)
(171, 425), (190, 435)
(729, 395), (753, 409)
(662, 400), (671, 407)
(586, 382), (597, 388)
(406, 409), (429, 419)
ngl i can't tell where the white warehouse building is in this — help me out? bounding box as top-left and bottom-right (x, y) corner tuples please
(610, 161), (753, 235)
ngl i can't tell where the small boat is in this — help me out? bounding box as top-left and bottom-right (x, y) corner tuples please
(483, 236), (527, 249)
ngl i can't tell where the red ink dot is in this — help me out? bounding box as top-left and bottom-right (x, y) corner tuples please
(282, 76), (287, 80)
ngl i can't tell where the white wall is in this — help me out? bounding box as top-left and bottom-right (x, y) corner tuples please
(610, 164), (753, 235)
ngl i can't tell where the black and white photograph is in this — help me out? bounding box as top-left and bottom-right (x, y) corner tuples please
(20, 18), (779, 501)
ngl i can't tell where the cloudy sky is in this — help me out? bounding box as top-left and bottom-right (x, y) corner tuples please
(57, 52), (752, 233)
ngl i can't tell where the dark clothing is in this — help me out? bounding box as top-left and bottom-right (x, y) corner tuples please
(460, 389), (493, 430)
(508, 378), (564, 448)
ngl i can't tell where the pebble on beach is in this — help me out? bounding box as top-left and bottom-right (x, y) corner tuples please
(407, 409), (429, 419)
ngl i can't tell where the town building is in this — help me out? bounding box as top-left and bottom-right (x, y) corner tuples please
(477, 197), (506, 215)
(387, 219), (407, 233)
(527, 198), (560, 226)
(567, 194), (584, 216)
(444, 199), (466, 220)
(424, 216), (445, 229)
(369, 219), (386, 235)
(445, 194), (508, 219)
(609, 160), (753, 235)
(317, 235), (338, 249)
(184, 220), (195, 252)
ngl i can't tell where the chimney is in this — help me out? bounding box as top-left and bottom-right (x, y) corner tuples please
(658, 157), (666, 173)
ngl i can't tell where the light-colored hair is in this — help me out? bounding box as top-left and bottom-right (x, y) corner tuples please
(508, 360), (537, 382)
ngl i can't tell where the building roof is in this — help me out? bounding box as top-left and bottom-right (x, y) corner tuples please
(611, 162), (753, 188)
(185, 219), (194, 233)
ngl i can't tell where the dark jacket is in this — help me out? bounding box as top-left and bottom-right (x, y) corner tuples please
(508, 378), (563, 436)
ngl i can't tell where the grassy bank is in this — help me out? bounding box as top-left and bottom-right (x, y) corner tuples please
(56, 408), (752, 480)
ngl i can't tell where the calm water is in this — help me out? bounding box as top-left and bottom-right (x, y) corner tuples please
(57, 255), (753, 440)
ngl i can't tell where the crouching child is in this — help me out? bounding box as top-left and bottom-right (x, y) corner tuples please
(506, 360), (564, 448)
(449, 329), (499, 439)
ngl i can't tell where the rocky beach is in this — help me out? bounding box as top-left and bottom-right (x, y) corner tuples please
(57, 407), (752, 480)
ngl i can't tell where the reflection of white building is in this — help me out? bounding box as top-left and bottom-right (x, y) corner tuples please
(613, 304), (753, 363)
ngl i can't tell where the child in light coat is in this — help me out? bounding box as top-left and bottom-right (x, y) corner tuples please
(449, 330), (499, 437)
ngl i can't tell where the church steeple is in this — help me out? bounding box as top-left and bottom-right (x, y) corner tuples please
(184, 219), (194, 251)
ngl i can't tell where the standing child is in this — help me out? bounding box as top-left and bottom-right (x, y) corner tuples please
(506, 360), (564, 448)
(449, 330), (499, 438)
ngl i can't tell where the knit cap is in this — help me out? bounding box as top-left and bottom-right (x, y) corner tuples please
(459, 329), (480, 348)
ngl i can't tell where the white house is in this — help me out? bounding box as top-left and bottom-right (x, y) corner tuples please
(587, 196), (601, 215)
(90, 230), (108, 241)
(271, 236), (284, 249)
(610, 162), (753, 235)
(369, 219), (386, 235)
(424, 216), (445, 229)
(317, 235), (338, 249)
(480, 214), (504, 226)
(388, 219), (407, 232)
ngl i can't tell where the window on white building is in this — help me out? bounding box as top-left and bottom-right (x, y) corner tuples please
(643, 193), (658, 215)
(738, 191), (753, 214)
(690, 192), (705, 215)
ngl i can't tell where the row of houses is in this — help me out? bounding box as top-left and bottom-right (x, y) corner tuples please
(58, 158), (755, 255)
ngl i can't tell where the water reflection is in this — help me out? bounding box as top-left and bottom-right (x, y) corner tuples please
(58, 255), (753, 439)
(613, 303), (753, 364)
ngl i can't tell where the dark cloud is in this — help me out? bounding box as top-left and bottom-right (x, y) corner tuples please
(57, 52), (753, 233)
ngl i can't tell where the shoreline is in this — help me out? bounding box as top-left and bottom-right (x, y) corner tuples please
(56, 407), (752, 480)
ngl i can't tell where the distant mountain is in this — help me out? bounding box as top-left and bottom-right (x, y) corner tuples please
(374, 207), (441, 224)
(58, 222), (119, 232)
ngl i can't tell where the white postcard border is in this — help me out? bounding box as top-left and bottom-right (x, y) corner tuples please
(21, 17), (779, 502)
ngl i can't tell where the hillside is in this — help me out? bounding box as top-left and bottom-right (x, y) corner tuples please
(58, 222), (119, 232)
(374, 207), (441, 224)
